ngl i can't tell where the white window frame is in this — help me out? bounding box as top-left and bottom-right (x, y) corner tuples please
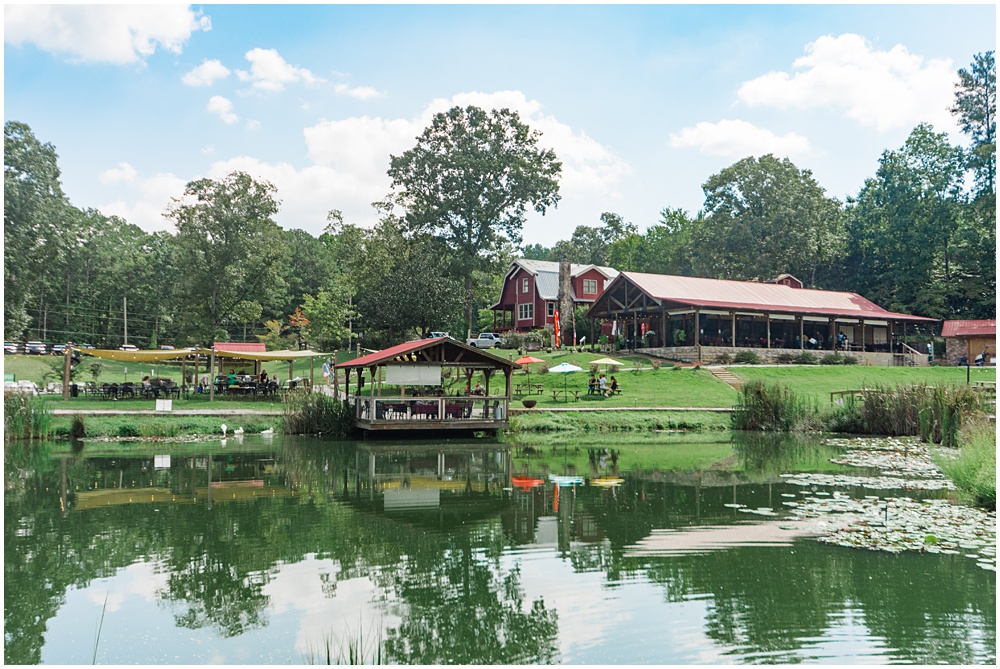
(583, 279), (597, 295)
(522, 277), (529, 294)
(547, 302), (555, 317)
(518, 302), (534, 321)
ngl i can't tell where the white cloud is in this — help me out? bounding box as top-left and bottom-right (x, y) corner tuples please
(97, 171), (187, 233)
(99, 90), (631, 238)
(334, 83), (383, 100)
(737, 33), (956, 133)
(4, 5), (210, 64)
(182, 59), (230, 86)
(235, 48), (323, 92)
(669, 119), (812, 159)
(99, 162), (138, 185)
(207, 96), (239, 125)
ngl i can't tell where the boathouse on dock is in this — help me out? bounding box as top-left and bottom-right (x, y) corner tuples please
(335, 337), (520, 433)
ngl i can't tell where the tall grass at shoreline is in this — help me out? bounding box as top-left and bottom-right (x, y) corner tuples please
(825, 383), (983, 446)
(936, 416), (996, 509)
(283, 392), (354, 437)
(4, 391), (52, 441)
(731, 380), (820, 431)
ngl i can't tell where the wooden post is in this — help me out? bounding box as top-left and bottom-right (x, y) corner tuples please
(309, 356), (315, 393)
(505, 368), (512, 401)
(694, 309), (701, 364)
(62, 346), (71, 400)
(766, 315), (771, 348)
(209, 349), (216, 402)
(288, 359), (294, 388)
(799, 317), (804, 350)
(333, 349), (339, 397)
(181, 359), (187, 392)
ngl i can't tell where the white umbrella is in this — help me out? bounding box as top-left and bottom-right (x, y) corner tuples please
(548, 362), (582, 401)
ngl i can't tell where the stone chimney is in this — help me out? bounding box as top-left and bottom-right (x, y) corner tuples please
(557, 260), (573, 346)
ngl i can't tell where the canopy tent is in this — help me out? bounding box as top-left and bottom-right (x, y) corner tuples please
(63, 346), (330, 401)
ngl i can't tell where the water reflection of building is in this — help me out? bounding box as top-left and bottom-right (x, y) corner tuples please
(339, 444), (514, 527)
(64, 451), (299, 512)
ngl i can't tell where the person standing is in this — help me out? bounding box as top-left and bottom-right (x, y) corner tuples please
(322, 359), (331, 385)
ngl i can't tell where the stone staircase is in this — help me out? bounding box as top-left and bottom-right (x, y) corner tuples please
(709, 366), (743, 390)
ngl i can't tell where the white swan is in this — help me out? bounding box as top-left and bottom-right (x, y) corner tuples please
(233, 427), (244, 435)
(221, 423), (227, 437)
(260, 427), (274, 435)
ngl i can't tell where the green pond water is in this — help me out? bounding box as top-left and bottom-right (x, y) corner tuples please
(4, 433), (995, 665)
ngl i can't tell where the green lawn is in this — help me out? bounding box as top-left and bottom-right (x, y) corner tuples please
(732, 365), (997, 405)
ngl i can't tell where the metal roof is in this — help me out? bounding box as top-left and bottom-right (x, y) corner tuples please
(512, 258), (618, 279)
(336, 337), (520, 370)
(941, 320), (996, 338)
(598, 272), (937, 322)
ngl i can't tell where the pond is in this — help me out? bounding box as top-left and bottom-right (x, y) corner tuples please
(4, 433), (995, 665)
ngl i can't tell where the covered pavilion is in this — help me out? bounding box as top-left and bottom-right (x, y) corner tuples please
(63, 346), (329, 401)
(335, 337), (520, 432)
(586, 272), (938, 366)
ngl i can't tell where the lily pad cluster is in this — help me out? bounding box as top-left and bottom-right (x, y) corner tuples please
(777, 436), (996, 568)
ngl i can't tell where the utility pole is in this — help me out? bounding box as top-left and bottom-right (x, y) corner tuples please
(123, 296), (128, 345)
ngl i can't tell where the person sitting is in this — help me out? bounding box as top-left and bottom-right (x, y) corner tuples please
(598, 373), (608, 396)
(472, 381), (485, 396)
(259, 370), (268, 384)
(610, 376), (619, 394)
(588, 375), (597, 395)
(227, 369), (237, 386)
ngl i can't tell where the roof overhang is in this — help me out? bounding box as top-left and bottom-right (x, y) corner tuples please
(337, 337), (520, 371)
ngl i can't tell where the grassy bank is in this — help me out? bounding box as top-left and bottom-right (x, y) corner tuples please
(48, 413), (278, 440)
(509, 410), (730, 433)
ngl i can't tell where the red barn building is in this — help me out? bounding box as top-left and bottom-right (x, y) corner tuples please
(490, 259), (618, 332)
(941, 320), (996, 366)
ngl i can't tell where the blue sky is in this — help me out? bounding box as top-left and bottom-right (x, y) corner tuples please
(4, 4), (996, 246)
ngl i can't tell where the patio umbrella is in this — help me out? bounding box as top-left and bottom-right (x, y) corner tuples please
(591, 357), (625, 369)
(548, 362), (582, 401)
(514, 354), (545, 375)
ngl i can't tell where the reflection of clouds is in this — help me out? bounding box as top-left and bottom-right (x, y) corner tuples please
(85, 561), (169, 612)
(262, 555), (401, 657)
(503, 548), (726, 663)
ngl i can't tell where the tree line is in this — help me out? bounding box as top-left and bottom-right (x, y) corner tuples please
(4, 53), (994, 352)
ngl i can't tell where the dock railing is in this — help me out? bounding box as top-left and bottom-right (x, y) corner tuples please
(352, 396), (509, 425)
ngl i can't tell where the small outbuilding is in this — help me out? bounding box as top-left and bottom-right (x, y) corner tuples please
(941, 320), (996, 366)
(335, 337), (520, 433)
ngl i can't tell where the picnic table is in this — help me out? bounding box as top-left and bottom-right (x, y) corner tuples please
(551, 389), (580, 402)
(515, 382), (544, 395)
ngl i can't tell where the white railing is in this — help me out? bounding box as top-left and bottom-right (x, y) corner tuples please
(352, 396), (509, 424)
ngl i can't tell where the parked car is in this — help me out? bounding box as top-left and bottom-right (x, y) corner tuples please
(160, 345), (175, 350)
(119, 344), (139, 352)
(25, 341), (47, 355)
(51, 344), (67, 355)
(466, 333), (503, 349)
(428, 331), (450, 339)
(4, 342), (20, 354)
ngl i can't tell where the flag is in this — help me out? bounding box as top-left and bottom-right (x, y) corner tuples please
(553, 309), (561, 348)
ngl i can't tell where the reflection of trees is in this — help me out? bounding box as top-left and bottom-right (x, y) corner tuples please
(731, 432), (842, 475)
(380, 526), (558, 664)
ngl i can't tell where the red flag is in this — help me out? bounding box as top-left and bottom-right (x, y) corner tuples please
(553, 309), (561, 348)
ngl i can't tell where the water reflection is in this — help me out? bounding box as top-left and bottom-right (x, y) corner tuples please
(3, 435), (995, 665)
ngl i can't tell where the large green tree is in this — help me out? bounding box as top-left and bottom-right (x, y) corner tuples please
(842, 124), (967, 318)
(167, 172), (285, 344)
(387, 105), (562, 337)
(692, 154), (844, 285)
(951, 51), (996, 198)
(4, 121), (71, 341)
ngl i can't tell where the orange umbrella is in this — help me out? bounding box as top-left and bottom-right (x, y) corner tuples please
(514, 354), (545, 374)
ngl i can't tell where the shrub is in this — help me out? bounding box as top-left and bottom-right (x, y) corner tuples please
(70, 416), (86, 439)
(775, 353), (796, 364)
(820, 353), (845, 365)
(650, 359), (662, 371)
(117, 422), (141, 438)
(537, 364), (549, 374)
(843, 355), (859, 365)
(714, 352), (732, 364)
(733, 350), (761, 365)
(793, 352), (818, 365)
(589, 363), (599, 374)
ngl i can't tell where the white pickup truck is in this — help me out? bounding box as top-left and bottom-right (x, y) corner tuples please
(467, 333), (503, 349)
